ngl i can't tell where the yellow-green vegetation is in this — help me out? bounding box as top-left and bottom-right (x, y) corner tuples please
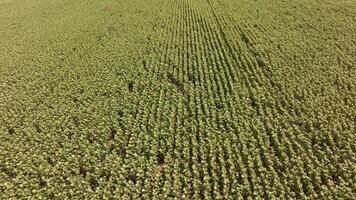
(1, 0), (355, 199)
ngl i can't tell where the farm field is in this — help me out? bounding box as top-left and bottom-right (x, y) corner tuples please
(0, 0), (355, 199)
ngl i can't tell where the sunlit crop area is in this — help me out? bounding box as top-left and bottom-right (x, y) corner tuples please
(0, 0), (355, 199)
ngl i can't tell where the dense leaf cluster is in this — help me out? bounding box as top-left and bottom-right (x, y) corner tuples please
(1, 0), (355, 199)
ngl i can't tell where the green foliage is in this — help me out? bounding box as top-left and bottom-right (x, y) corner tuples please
(1, 0), (355, 199)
